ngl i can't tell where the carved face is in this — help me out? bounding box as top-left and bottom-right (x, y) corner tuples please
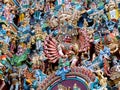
(63, 35), (72, 43)
(109, 5), (115, 11)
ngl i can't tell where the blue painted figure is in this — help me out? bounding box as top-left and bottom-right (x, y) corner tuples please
(106, 21), (116, 32)
(88, 46), (110, 70)
(4, 35), (11, 44)
(18, 22), (31, 42)
(0, 25), (6, 36)
(34, 70), (47, 83)
(18, 24), (31, 35)
(90, 77), (100, 90)
(93, 46), (110, 66)
(32, 70), (47, 89)
(34, 11), (43, 22)
(23, 78), (31, 90)
(55, 67), (70, 80)
(56, 58), (70, 80)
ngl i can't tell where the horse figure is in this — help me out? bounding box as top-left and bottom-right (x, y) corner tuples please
(31, 69), (47, 90)
(55, 67), (70, 80)
(87, 46), (110, 71)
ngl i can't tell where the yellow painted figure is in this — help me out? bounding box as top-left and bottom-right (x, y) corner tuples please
(19, 13), (25, 23)
(107, 4), (119, 20)
(108, 9), (119, 20)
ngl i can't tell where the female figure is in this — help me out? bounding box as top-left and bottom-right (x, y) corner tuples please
(4, 3), (11, 22)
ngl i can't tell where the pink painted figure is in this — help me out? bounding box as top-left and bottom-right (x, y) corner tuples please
(10, 38), (16, 54)
(46, 2), (50, 12)
(91, 2), (97, 9)
(4, 3), (11, 22)
(65, 0), (72, 10)
(57, 0), (63, 5)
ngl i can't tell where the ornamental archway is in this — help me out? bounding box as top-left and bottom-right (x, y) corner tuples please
(37, 67), (95, 90)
